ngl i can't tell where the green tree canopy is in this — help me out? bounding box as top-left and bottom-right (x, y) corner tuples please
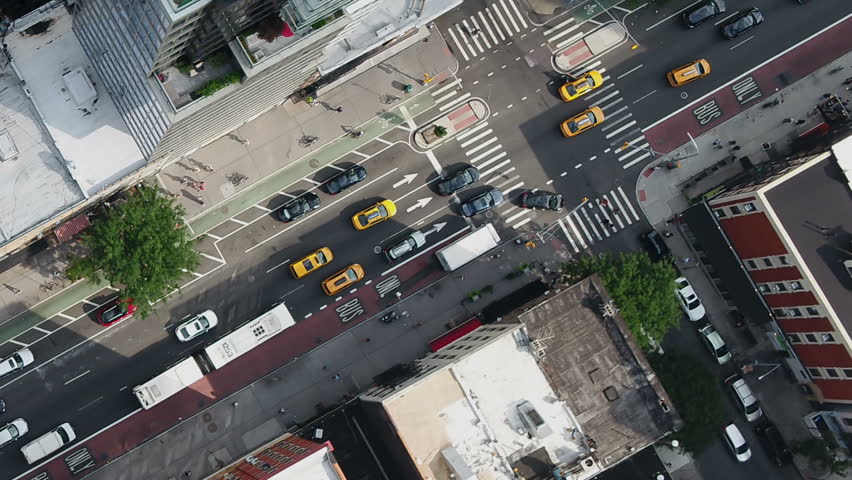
(649, 350), (724, 453)
(67, 186), (199, 318)
(563, 251), (680, 349)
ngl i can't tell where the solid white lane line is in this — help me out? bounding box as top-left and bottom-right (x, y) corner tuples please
(64, 370), (90, 385)
(493, 1), (514, 36)
(479, 159), (512, 177)
(432, 78), (462, 96)
(456, 121), (490, 140)
(605, 120), (638, 139)
(479, 11), (499, 44)
(426, 150), (443, 174)
(381, 226), (471, 276)
(646, 0), (703, 31)
(469, 145), (503, 164)
(617, 64), (644, 79)
(254, 205), (272, 212)
(475, 151), (508, 169)
(446, 26), (470, 61)
(200, 252), (226, 263)
(714, 11), (741, 26)
(570, 212), (593, 244)
(633, 89), (658, 104)
(460, 129), (494, 148)
(229, 218), (248, 226)
(554, 31), (585, 50)
(438, 92), (472, 112)
(55, 312), (76, 321)
(487, 8), (507, 41)
(265, 258), (291, 274)
(618, 186), (640, 220)
(465, 137), (498, 155)
(6, 339), (27, 347)
(622, 152), (652, 170)
(730, 36), (754, 51)
(547, 22), (582, 42)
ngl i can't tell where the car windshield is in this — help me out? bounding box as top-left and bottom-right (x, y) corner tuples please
(377, 205), (388, 217)
(345, 269), (358, 281)
(104, 305), (124, 321)
(734, 16), (753, 31)
(695, 63), (706, 75)
(735, 443), (749, 455)
(687, 298), (702, 309)
(7, 424), (19, 438)
(300, 259), (315, 270)
(57, 427), (71, 443)
(178, 326), (192, 338)
(691, 4), (712, 20)
(547, 196), (560, 209)
(745, 402), (760, 414)
(316, 251), (327, 263)
(716, 344), (729, 358)
(197, 316), (210, 329)
(565, 84), (578, 95)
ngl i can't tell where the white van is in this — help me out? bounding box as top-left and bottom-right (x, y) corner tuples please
(21, 423), (76, 464)
(0, 348), (34, 378)
(0, 418), (28, 449)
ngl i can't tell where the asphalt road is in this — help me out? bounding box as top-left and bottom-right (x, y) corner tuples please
(1, 0), (849, 475)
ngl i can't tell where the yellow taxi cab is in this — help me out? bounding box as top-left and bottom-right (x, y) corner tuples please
(321, 264), (365, 296)
(560, 107), (605, 137)
(667, 59), (711, 87)
(352, 199), (397, 231)
(289, 247), (333, 279)
(559, 70), (604, 102)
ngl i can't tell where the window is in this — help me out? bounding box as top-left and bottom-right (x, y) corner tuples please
(806, 334), (818, 343)
(747, 259), (758, 269)
(773, 309), (787, 317)
(744, 203), (756, 212)
(759, 284), (771, 293)
(714, 209), (727, 218)
(821, 333), (835, 343)
(730, 205), (741, 215)
(790, 308), (803, 317)
(827, 368), (839, 378)
(809, 368), (822, 378)
(774, 283), (787, 292)
(844, 418), (852, 427)
(779, 256), (789, 265)
(763, 258), (774, 267)
(844, 369), (852, 378)
(788, 334), (801, 343)
(807, 307), (820, 316)
(790, 281), (803, 290)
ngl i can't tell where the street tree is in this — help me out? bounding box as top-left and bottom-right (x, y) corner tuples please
(66, 186), (200, 318)
(649, 350), (724, 453)
(562, 251), (681, 349)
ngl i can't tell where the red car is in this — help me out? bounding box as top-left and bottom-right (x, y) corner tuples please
(97, 298), (136, 327)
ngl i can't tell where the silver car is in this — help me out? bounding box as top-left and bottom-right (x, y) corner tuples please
(0, 418), (28, 449)
(175, 310), (219, 343)
(384, 231), (427, 262)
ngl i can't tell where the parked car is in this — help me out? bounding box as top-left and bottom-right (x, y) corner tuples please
(0, 399), (5, 414)
(667, 60), (711, 87)
(722, 423), (752, 463)
(0, 418), (27, 449)
(0, 348), (33, 379)
(352, 200), (397, 230)
(324, 165), (367, 195)
(755, 421), (792, 466)
(520, 190), (564, 211)
(461, 189), (504, 217)
(175, 310), (218, 343)
(321, 264), (364, 296)
(21, 422), (76, 464)
(683, 0), (726, 28)
(290, 247), (333, 279)
(725, 374), (763, 422)
(559, 70), (604, 101)
(721, 8), (764, 39)
(96, 298), (137, 327)
(674, 277), (706, 321)
(698, 323), (732, 364)
(384, 231), (427, 262)
(641, 230), (670, 262)
(437, 166), (480, 196)
(561, 107), (605, 137)
(277, 192), (320, 222)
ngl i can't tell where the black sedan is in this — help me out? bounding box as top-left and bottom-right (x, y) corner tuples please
(755, 421), (792, 466)
(324, 165), (367, 195)
(683, 0), (725, 28)
(277, 192), (320, 222)
(437, 166), (480, 196)
(721, 8), (763, 39)
(520, 191), (563, 211)
(461, 188), (503, 217)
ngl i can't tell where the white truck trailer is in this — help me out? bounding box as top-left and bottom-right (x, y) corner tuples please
(435, 223), (500, 272)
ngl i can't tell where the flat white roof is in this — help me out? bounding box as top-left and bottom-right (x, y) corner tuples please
(384, 333), (588, 480)
(5, 5), (145, 197)
(0, 58), (83, 244)
(271, 446), (342, 480)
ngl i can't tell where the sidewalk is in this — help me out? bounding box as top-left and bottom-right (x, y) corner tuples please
(33, 235), (573, 480)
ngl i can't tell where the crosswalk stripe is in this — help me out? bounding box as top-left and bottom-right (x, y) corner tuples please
(504, 181), (525, 194)
(500, 0), (521, 33)
(602, 194), (625, 228)
(487, 8), (507, 41)
(596, 202), (617, 230)
(478, 11), (499, 44)
(555, 31), (586, 50)
(548, 23), (582, 43)
(507, 0), (529, 29)
(439, 92), (472, 112)
(469, 144), (502, 163)
(570, 59), (601, 75)
(558, 219), (580, 252)
(581, 207), (603, 240)
(495, 174), (521, 189)
(456, 121), (490, 140)
(618, 186), (640, 221)
(570, 211), (593, 243)
(506, 209), (528, 223)
(470, 17), (491, 49)
(476, 151), (508, 168)
(435, 89), (458, 104)
(446, 26), (470, 62)
(492, 1), (514, 36)
(480, 158), (512, 176)
(601, 112), (632, 131)
(608, 192), (631, 225)
(513, 217), (533, 229)
(604, 120), (637, 139)
(463, 19), (485, 53)
(453, 24), (476, 59)
(583, 83), (614, 101)
(622, 152), (653, 170)
(501, 205), (518, 216)
(496, 165), (516, 177)
(460, 129), (494, 148)
(592, 90), (620, 107)
(544, 18), (575, 35)
(617, 143), (648, 161)
(465, 137), (498, 155)
(432, 78), (462, 96)
(625, 134), (645, 145)
(594, 212), (611, 237)
(599, 97), (623, 112)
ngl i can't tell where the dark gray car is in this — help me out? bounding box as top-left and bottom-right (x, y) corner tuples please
(277, 192), (320, 222)
(461, 189), (504, 217)
(324, 165), (367, 195)
(722, 8), (763, 39)
(437, 166), (480, 196)
(520, 190), (563, 211)
(683, 0), (726, 28)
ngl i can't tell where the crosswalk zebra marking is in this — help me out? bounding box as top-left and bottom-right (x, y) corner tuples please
(513, 217), (533, 229)
(463, 19), (486, 53)
(465, 137), (498, 155)
(548, 23), (582, 43)
(622, 152), (653, 170)
(476, 151), (508, 169)
(486, 8), (507, 41)
(480, 158), (513, 177)
(432, 78), (462, 96)
(456, 121), (489, 140)
(446, 27), (469, 62)
(555, 31), (586, 50)
(592, 90), (621, 108)
(438, 92), (472, 112)
(581, 207), (603, 240)
(507, 0), (528, 29)
(505, 209), (528, 223)
(618, 143), (649, 162)
(583, 83), (615, 101)
(599, 97), (623, 112)
(558, 219), (580, 252)
(460, 129), (494, 148)
(504, 181), (525, 194)
(435, 89), (459, 104)
(618, 186), (640, 220)
(479, 11), (499, 44)
(571, 211), (593, 243)
(544, 18), (575, 35)
(594, 213), (611, 237)
(492, 2), (514, 36)
(469, 145), (503, 163)
(500, 0), (521, 33)
(495, 174), (522, 189)
(471, 17), (491, 49)
(609, 193), (631, 225)
(604, 120), (637, 139)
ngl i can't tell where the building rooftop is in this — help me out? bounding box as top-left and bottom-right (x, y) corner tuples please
(0, 46), (84, 246)
(207, 434), (344, 480)
(763, 142), (852, 338)
(516, 276), (677, 469)
(4, 4), (145, 197)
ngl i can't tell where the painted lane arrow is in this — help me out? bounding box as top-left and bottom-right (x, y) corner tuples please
(392, 174), (418, 189)
(406, 197), (432, 213)
(423, 222), (447, 236)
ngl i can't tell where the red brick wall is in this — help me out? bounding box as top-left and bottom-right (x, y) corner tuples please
(764, 292), (819, 308)
(814, 379), (852, 402)
(794, 344), (852, 368)
(750, 266), (802, 283)
(719, 213), (788, 258)
(779, 317), (834, 333)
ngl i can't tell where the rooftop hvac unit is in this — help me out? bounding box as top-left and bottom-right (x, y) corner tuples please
(517, 400), (552, 439)
(0, 129), (18, 161)
(62, 67), (97, 106)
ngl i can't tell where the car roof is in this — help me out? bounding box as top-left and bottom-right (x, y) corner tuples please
(724, 423), (746, 445)
(731, 377), (758, 404)
(700, 325), (725, 348)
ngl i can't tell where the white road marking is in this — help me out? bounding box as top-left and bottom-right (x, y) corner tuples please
(463, 19), (485, 53)
(453, 24), (476, 60)
(570, 211), (593, 243)
(599, 98), (623, 111)
(432, 78), (463, 96)
(618, 143), (650, 161)
(513, 217), (533, 229)
(282, 285), (304, 298)
(426, 150), (443, 174)
(64, 370), (91, 386)
(229, 218), (248, 226)
(200, 252), (226, 263)
(495, 174), (522, 189)
(381, 226), (471, 276)
(476, 151), (508, 169)
(500, 0), (521, 33)
(508, 0), (529, 28)
(456, 121), (490, 140)
(435, 89), (459, 104)
(591, 90), (620, 107)
(6, 339), (27, 347)
(438, 92), (472, 112)
(609, 193), (631, 225)
(645, 0), (703, 30)
(633, 90), (657, 104)
(504, 181), (525, 194)
(479, 11), (499, 44)
(487, 8), (507, 41)
(546, 179), (554, 185)
(714, 11), (741, 26)
(618, 186), (640, 220)
(622, 152), (652, 169)
(319, 305), (327, 311)
(460, 129), (494, 148)
(253, 205), (272, 212)
(544, 18), (575, 35)
(605, 120), (638, 139)
(617, 64), (643, 79)
(302, 177), (321, 185)
(465, 137), (498, 155)
(266, 258), (291, 274)
(505, 210), (529, 223)
(492, 1), (513, 36)
(600, 107), (630, 128)
(480, 159), (513, 177)
(583, 83), (615, 101)
(554, 31), (586, 50)
(55, 312), (76, 321)
(469, 145), (503, 164)
(470, 17), (491, 49)
(547, 23), (582, 43)
(582, 208), (602, 240)
(446, 26), (470, 61)
(730, 36), (755, 51)
(557, 219), (579, 252)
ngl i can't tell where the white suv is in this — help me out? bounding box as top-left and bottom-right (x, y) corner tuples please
(723, 422), (752, 462)
(725, 374), (762, 422)
(698, 324), (731, 364)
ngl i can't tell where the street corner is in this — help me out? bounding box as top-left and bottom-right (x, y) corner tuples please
(551, 22), (627, 72)
(411, 98), (490, 151)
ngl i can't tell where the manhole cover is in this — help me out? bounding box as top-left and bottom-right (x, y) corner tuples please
(203, 412), (212, 422)
(208, 423), (218, 433)
(309, 159), (319, 168)
(373, 246), (382, 254)
(680, 92), (688, 100)
(485, 211), (494, 219)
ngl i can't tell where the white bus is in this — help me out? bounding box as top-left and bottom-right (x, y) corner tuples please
(435, 223), (500, 271)
(132, 357), (204, 410)
(199, 302), (296, 370)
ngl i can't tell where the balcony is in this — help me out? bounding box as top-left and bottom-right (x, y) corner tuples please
(234, 10), (344, 70)
(155, 49), (242, 111)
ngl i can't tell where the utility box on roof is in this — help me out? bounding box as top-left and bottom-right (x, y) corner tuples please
(0, 129), (18, 161)
(62, 67), (97, 106)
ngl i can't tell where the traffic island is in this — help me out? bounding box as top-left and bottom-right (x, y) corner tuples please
(413, 99), (488, 150)
(552, 22), (627, 72)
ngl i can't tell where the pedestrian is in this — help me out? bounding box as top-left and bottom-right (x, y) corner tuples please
(727, 140), (737, 145)
(279, 408), (287, 414)
(197, 181), (205, 191)
(334, 106), (343, 113)
(180, 177), (189, 185)
(202, 163), (214, 172)
(170, 192), (180, 199)
(184, 471), (191, 479)
(599, 198), (608, 207)
(731, 145), (742, 151)
(795, 119), (806, 125)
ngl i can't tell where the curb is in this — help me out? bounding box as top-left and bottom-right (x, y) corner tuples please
(551, 21), (628, 73)
(411, 99), (489, 152)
